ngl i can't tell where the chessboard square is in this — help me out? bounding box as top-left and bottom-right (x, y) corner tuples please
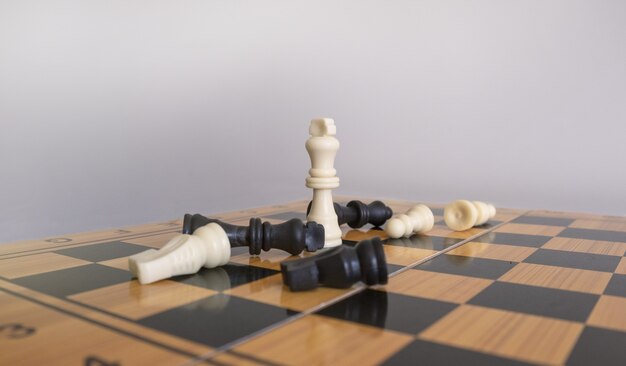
(569, 219), (626, 232)
(587, 295), (626, 332)
(559, 227), (626, 243)
(499, 263), (612, 295)
(229, 250), (294, 271)
(604, 274), (626, 297)
(68, 280), (216, 320)
(234, 314), (414, 366)
(427, 226), (486, 239)
(512, 215), (575, 227)
(97, 257), (130, 271)
(418, 304), (584, 365)
(316, 289), (458, 334)
(382, 339), (533, 366)
(343, 228), (388, 242)
(138, 294), (293, 348)
(175, 264), (279, 291)
(523, 249), (620, 272)
(567, 326), (626, 366)
(55, 241), (153, 262)
(384, 269), (493, 304)
(416, 254), (516, 280)
(12, 264), (132, 297)
(383, 245), (437, 266)
(616, 257), (626, 275)
(386, 263), (404, 275)
(542, 237), (626, 256)
(469, 281), (599, 322)
(495, 223), (565, 237)
(475, 232), (552, 248)
(385, 235), (463, 251)
(0, 253), (91, 279)
(261, 211), (306, 221)
(123, 232), (180, 248)
(225, 273), (350, 312)
(447, 242), (536, 262)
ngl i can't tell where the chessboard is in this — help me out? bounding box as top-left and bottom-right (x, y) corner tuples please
(1, 197), (625, 366)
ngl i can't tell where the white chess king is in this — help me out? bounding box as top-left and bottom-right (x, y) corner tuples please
(305, 118), (343, 247)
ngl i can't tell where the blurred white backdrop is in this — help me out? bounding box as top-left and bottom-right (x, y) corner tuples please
(1, 0), (625, 242)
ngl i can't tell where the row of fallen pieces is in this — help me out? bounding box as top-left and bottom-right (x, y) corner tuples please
(128, 199), (496, 291)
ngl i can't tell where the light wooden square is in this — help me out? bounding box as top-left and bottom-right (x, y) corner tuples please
(570, 219), (626, 232)
(235, 315), (413, 366)
(383, 269), (493, 304)
(448, 242), (536, 262)
(225, 274), (350, 312)
(542, 237), (626, 256)
(499, 263), (612, 294)
(419, 304), (584, 365)
(616, 257), (626, 275)
(343, 228), (388, 241)
(587, 295), (626, 332)
(427, 226), (485, 239)
(229, 250), (296, 271)
(69, 280), (216, 320)
(495, 223), (565, 236)
(0, 253), (91, 279)
(383, 246), (437, 266)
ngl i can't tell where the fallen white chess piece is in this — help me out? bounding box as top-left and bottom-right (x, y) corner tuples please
(384, 204), (435, 239)
(444, 200), (496, 231)
(128, 223), (231, 285)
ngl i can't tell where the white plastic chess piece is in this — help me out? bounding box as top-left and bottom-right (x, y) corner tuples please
(128, 223), (231, 285)
(305, 118), (343, 247)
(384, 204), (435, 239)
(444, 200), (496, 231)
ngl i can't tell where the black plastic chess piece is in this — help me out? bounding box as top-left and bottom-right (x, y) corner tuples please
(182, 214), (324, 256)
(307, 200), (393, 228)
(280, 237), (388, 291)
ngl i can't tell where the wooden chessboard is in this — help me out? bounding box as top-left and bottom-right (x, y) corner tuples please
(1, 197), (625, 365)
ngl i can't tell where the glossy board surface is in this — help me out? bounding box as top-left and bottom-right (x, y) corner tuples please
(1, 198), (625, 365)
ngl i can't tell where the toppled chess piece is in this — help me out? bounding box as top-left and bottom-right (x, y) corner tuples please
(129, 223), (230, 285)
(444, 200), (496, 231)
(307, 200), (393, 228)
(182, 214), (324, 256)
(384, 204), (435, 238)
(281, 238), (388, 291)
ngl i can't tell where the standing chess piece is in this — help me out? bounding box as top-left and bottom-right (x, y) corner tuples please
(384, 204), (435, 239)
(305, 118), (343, 247)
(444, 200), (497, 231)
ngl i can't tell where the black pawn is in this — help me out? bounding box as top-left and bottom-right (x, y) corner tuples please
(280, 237), (388, 291)
(182, 214), (324, 256)
(307, 200), (393, 228)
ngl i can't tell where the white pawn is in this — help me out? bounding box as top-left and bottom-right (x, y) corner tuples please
(384, 204), (435, 239)
(305, 118), (343, 247)
(444, 200), (496, 231)
(128, 223), (231, 285)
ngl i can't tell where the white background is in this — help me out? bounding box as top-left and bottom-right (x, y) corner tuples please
(1, 0), (625, 243)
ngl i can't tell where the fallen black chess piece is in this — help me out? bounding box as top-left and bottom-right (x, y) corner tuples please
(182, 213), (324, 256)
(307, 200), (393, 228)
(281, 237), (388, 291)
